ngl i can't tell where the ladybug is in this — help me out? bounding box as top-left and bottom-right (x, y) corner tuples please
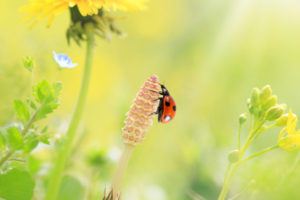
(151, 84), (176, 123)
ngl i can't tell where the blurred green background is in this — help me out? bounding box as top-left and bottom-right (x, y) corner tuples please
(2, 0), (300, 199)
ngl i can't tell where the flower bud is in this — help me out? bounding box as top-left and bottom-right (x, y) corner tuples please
(122, 75), (160, 146)
(250, 88), (260, 106)
(228, 149), (240, 163)
(262, 95), (277, 111)
(259, 85), (272, 104)
(265, 105), (285, 121)
(276, 112), (297, 127)
(276, 114), (289, 127)
(246, 98), (251, 106)
(248, 105), (255, 115)
(257, 110), (265, 120)
(280, 104), (287, 111)
(239, 113), (247, 125)
(247, 98), (255, 114)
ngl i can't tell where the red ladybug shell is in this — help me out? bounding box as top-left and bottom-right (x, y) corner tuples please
(156, 84), (176, 123)
(160, 95), (176, 123)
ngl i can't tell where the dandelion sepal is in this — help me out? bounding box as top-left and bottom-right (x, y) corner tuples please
(66, 6), (125, 45)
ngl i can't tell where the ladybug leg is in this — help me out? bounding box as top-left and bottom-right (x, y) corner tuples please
(149, 89), (163, 95)
(148, 111), (158, 116)
(157, 98), (164, 122)
(148, 98), (163, 116)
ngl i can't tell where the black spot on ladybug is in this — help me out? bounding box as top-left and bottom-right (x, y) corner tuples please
(173, 106), (176, 111)
(165, 101), (170, 106)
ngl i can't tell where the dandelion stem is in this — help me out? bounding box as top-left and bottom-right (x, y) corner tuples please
(45, 23), (95, 200)
(110, 144), (135, 199)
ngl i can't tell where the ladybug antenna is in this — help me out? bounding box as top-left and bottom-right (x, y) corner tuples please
(159, 81), (166, 86)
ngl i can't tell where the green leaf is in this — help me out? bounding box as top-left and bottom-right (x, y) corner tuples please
(28, 155), (41, 174)
(57, 176), (84, 200)
(6, 126), (24, 150)
(10, 161), (26, 171)
(33, 80), (62, 105)
(86, 149), (108, 167)
(33, 80), (51, 104)
(24, 139), (39, 153)
(26, 98), (37, 110)
(41, 126), (48, 133)
(40, 135), (50, 145)
(22, 56), (35, 72)
(24, 133), (39, 153)
(0, 168), (35, 200)
(53, 82), (62, 96)
(14, 100), (30, 122)
(35, 103), (59, 121)
(0, 131), (6, 151)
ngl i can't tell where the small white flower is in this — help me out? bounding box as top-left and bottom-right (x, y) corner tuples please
(53, 51), (78, 69)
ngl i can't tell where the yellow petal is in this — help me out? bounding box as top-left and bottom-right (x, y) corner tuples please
(287, 110), (298, 135)
(278, 134), (300, 152)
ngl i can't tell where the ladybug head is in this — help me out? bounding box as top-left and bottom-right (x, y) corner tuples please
(160, 84), (170, 96)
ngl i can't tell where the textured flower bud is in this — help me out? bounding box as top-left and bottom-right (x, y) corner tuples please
(122, 75), (160, 146)
(228, 149), (240, 163)
(265, 105), (285, 121)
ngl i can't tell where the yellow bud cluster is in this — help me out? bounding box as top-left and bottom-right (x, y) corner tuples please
(247, 85), (285, 122)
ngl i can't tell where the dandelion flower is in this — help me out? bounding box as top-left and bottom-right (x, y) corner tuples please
(278, 110), (300, 152)
(20, 0), (147, 27)
(53, 51), (78, 69)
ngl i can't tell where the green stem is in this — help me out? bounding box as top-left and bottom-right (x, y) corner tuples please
(22, 107), (40, 136)
(228, 180), (255, 200)
(45, 23), (95, 200)
(249, 115), (253, 131)
(224, 163), (232, 181)
(0, 107), (40, 167)
(240, 145), (278, 164)
(218, 163), (240, 200)
(263, 124), (276, 131)
(238, 125), (241, 150)
(218, 121), (265, 200)
(0, 150), (15, 166)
